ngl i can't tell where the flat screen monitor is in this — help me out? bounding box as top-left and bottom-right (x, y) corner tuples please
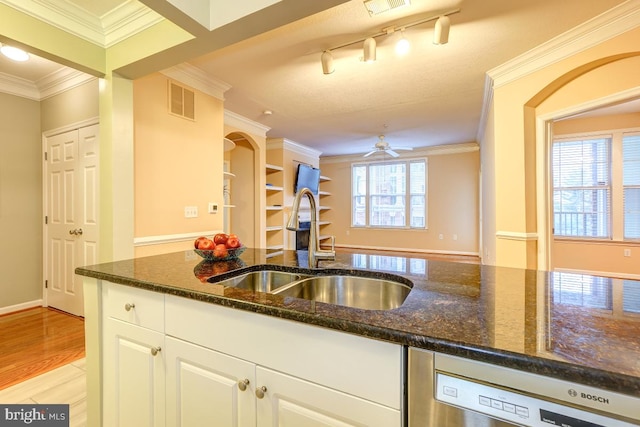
(294, 164), (320, 195)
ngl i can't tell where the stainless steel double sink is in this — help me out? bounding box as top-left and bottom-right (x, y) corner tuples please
(210, 269), (412, 310)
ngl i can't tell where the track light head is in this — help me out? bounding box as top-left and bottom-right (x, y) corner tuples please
(321, 50), (335, 74)
(433, 15), (450, 45)
(363, 37), (376, 63)
(395, 30), (410, 55)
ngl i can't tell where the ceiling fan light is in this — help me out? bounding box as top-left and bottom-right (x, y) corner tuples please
(321, 50), (335, 74)
(433, 15), (450, 45)
(395, 30), (410, 55)
(0, 44), (29, 62)
(363, 37), (376, 62)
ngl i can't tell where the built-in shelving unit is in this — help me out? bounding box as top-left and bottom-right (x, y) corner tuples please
(265, 163), (285, 258)
(318, 175), (332, 243)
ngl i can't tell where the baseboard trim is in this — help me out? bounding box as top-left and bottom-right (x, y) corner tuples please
(334, 244), (480, 257)
(0, 299), (43, 316)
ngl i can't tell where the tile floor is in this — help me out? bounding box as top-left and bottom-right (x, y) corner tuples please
(0, 358), (87, 427)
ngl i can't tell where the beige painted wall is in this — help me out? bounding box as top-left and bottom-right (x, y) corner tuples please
(0, 92), (42, 311)
(133, 73), (225, 257)
(320, 146), (479, 255)
(40, 79), (99, 132)
(484, 24), (640, 270)
(550, 113), (640, 276)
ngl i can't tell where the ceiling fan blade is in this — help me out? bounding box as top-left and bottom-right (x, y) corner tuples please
(394, 146), (413, 151)
(387, 149), (400, 157)
(363, 150), (376, 157)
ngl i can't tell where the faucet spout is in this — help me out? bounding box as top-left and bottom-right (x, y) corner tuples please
(287, 187), (335, 267)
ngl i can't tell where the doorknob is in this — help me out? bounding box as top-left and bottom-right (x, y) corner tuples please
(69, 229), (75, 235)
(76, 228), (83, 235)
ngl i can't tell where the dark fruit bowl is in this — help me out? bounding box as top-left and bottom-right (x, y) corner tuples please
(194, 245), (246, 261)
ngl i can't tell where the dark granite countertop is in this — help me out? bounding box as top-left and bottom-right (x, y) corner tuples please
(75, 248), (640, 396)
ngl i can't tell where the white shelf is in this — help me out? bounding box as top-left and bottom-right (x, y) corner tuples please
(320, 175), (331, 182)
(266, 250), (284, 258)
(266, 164), (284, 172)
(223, 204), (235, 208)
(318, 221), (331, 226)
(318, 190), (331, 196)
(224, 138), (236, 152)
(266, 185), (283, 191)
(266, 205), (283, 211)
(266, 226), (283, 232)
(319, 235), (332, 241)
(318, 206), (331, 211)
(267, 244), (284, 250)
(224, 171), (235, 178)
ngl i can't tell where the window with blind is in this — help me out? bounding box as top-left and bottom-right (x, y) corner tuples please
(352, 159), (427, 228)
(623, 135), (640, 239)
(552, 138), (611, 238)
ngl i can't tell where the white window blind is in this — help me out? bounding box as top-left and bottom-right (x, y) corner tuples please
(552, 138), (611, 238)
(623, 134), (640, 239)
(351, 159), (427, 228)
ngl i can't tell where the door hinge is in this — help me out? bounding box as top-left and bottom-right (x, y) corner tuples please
(44, 152), (48, 161)
(45, 215), (48, 225)
(45, 280), (48, 289)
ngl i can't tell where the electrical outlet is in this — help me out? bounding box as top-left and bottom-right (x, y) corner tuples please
(184, 206), (198, 218)
(439, 233), (444, 240)
(624, 248), (631, 257)
(453, 234), (458, 241)
(208, 203), (218, 214)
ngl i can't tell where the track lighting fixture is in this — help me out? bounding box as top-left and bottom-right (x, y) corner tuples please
(395, 29), (410, 55)
(321, 50), (335, 74)
(363, 37), (376, 62)
(433, 15), (450, 45)
(0, 43), (29, 62)
(319, 8), (459, 74)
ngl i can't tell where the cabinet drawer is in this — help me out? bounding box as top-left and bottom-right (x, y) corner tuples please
(165, 295), (402, 409)
(104, 282), (164, 332)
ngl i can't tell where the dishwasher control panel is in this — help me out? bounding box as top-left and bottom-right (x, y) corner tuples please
(436, 372), (638, 427)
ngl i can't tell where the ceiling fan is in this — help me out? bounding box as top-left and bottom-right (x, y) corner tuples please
(363, 135), (413, 158)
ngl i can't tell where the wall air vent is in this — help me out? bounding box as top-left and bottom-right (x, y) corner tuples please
(169, 81), (195, 120)
(363, 0), (410, 16)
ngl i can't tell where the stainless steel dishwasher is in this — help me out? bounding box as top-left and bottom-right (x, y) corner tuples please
(408, 348), (640, 426)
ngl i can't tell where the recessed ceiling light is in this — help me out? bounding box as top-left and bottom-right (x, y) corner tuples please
(0, 44), (30, 62)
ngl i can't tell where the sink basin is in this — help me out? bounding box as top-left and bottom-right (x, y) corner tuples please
(213, 270), (310, 292)
(272, 275), (411, 310)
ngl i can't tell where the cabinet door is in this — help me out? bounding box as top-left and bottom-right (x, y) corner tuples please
(255, 366), (401, 427)
(165, 337), (256, 427)
(104, 318), (165, 427)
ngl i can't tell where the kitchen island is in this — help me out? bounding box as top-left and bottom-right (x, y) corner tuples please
(76, 248), (640, 425)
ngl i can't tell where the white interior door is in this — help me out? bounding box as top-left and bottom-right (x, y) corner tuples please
(46, 124), (99, 316)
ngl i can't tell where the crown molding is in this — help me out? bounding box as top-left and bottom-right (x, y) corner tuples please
(161, 63), (231, 100)
(38, 68), (97, 99)
(0, 72), (40, 100)
(487, 0), (640, 89)
(0, 68), (96, 100)
(224, 110), (271, 137)
(0, 0), (163, 47)
(320, 141), (478, 164)
(266, 137), (323, 159)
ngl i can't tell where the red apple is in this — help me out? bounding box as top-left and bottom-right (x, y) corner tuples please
(194, 236), (208, 249)
(197, 238), (215, 250)
(213, 233), (229, 245)
(225, 236), (241, 249)
(213, 244), (228, 258)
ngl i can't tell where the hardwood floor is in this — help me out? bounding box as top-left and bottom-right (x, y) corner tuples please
(0, 307), (85, 390)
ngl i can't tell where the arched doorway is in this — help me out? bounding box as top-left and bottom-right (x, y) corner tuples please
(225, 132), (259, 248)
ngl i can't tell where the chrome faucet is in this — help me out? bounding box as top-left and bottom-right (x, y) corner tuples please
(286, 187), (335, 267)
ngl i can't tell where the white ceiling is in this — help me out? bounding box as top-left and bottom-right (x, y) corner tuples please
(0, 0), (636, 156)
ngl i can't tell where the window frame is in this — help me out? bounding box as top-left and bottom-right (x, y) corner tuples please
(551, 128), (640, 242)
(351, 158), (427, 229)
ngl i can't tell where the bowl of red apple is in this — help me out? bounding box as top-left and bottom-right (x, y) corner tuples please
(194, 233), (245, 261)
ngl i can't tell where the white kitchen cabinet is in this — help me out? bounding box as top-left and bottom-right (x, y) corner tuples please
(165, 336), (256, 427)
(255, 366), (400, 427)
(103, 318), (165, 427)
(98, 282), (403, 427)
